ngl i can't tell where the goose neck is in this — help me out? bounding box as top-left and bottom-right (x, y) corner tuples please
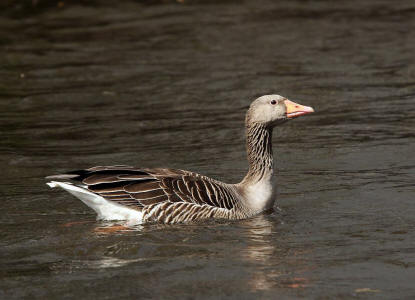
(241, 122), (274, 184)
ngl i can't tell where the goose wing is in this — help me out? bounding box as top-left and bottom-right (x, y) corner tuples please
(47, 165), (236, 210)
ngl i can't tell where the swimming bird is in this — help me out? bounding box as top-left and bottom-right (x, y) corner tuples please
(46, 95), (314, 224)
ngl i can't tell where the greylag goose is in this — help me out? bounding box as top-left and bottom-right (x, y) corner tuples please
(46, 95), (314, 224)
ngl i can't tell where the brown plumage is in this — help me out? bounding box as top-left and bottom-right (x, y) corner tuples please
(46, 95), (314, 224)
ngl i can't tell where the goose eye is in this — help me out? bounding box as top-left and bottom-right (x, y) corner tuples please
(270, 100), (277, 105)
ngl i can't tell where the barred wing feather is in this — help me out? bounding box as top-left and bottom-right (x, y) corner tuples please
(47, 166), (236, 212)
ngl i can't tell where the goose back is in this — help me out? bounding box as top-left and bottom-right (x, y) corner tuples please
(48, 165), (242, 223)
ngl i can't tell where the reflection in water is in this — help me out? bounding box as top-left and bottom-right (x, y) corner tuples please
(240, 216), (281, 291)
(240, 216), (274, 263)
(81, 256), (143, 269)
(93, 222), (143, 234)
(51, 256), (145, 273)
(240, 215), (310, 291)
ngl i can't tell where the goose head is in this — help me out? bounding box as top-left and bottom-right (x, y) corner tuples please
(247, 95), (314, 127)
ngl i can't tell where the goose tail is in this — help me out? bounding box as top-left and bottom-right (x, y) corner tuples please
(46, 181), (143, 224)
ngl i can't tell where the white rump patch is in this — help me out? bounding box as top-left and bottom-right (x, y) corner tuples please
(47, 181), (143, 224)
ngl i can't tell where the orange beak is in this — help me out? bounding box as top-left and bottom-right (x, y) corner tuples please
(284, 99), (315, 119)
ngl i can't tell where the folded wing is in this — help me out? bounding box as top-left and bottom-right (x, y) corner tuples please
(47, 165), (236, 211)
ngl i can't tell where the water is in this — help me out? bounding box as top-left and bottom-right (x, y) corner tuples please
(1, 0), (415, 298)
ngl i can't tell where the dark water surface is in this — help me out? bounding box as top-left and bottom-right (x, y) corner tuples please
(1, 0), (415, 299)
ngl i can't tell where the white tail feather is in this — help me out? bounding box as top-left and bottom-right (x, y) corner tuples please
(47, 181), (143, 224)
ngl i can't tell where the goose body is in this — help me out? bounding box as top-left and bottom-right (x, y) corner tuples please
(46, 95), (314, 224)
